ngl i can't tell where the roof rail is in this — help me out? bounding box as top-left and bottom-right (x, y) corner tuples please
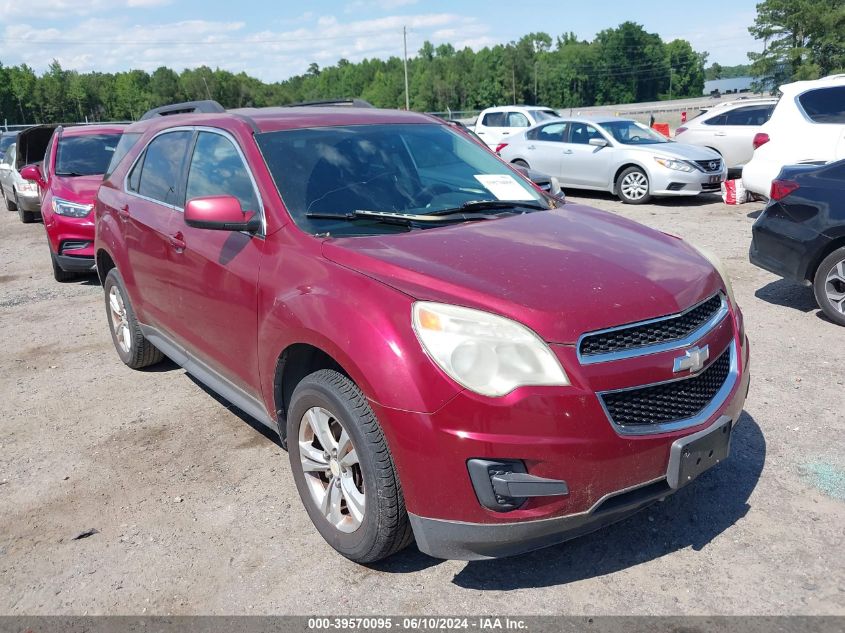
(140, 100), (226, 121)
(282, 99), (375, 109)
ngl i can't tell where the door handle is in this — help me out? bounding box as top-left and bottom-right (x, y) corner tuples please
(563, 149), (574, 154)
(526, 145), (536, 150)
(714, 132), (727, 137)
(168, 231), (186, 252)
(117, 204), (130, 220)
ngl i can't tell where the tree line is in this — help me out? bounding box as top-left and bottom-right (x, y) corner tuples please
(0, 21), (707, 125)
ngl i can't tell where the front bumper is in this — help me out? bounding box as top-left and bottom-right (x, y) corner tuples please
(749, 205), (829, 285)
(650, 166), (727, 197)
(43, 209), (95, 264)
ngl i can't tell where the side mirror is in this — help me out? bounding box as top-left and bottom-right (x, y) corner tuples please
(588, 138), (609, 148)
(184, 195), (261, 232)
(21, 164), (46, 187)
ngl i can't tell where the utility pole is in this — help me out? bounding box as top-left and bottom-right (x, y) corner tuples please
(534, 61), (539, 105)
(403, 26), (410, 111)
(669, 71), (673, 101)
(512, 64), (516, 105)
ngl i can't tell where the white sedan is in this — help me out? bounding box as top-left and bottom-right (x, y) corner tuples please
(498, 116), (726, 204)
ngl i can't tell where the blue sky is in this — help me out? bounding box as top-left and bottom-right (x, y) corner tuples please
(0, 0), (762, 82)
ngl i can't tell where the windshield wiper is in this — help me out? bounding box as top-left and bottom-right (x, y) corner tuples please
(427, 199), (548, 216)
(306, 209), (494, 226)
(55, 171), (87, 177)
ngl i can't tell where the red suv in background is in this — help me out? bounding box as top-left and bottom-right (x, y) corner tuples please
(21, 124), (125, 281)
(93, 101), (750, 563)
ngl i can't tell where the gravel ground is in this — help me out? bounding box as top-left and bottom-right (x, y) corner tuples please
(0, 192), (843, 616)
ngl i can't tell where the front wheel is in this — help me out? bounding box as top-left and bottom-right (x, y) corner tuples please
(17, 194), (37, 223)
(616, 166), (651, 204)
(511, 159), (530, 169)
(288, 369), (412, 563)
(4, 189), (17, 211)
(813, 247), (845, 326)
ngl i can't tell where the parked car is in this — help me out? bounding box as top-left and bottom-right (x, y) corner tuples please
(0, 142), (42, 222)
(445, 119), (564, 200)
(19, 123), (125, 281)
(750, 159), (845, 326)
(674, 98), (778, 170)
(498, 116), (726, 204)
(472, 105), (559, 149)
(94, 100), (749, 563)
(743, 75), (845, 198)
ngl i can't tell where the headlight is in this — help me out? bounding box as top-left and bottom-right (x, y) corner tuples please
(18, 181), (38, 194)
(52, 197), (92, 218)
(653, 156), (694, 172)
(412, 302), (569, 397)
(689, 243), (736, 306)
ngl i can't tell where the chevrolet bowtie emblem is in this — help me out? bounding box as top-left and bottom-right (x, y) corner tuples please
(673, 345), (710, 374)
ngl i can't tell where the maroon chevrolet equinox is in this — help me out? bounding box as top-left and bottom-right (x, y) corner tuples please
(93, 100), (751, 562)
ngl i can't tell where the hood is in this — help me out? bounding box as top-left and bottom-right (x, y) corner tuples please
(634, 141), (721, 161)
(322, 205), (722, 344)
(51, 174), (103, 204)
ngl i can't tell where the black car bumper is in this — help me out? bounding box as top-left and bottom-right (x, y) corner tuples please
(56, 254), (96, 273)
(750, 204), (830, 284)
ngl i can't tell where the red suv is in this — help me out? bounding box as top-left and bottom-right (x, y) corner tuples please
(21, 123), (126, 281)
(94, 101), (750, 563)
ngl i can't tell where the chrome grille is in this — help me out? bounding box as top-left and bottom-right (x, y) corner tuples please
(695, 159), (723, 173)
(600, 347), (731, 429)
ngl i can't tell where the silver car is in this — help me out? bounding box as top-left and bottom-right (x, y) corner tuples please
(0, 142), (41, 222)
(498, 116), (727, 204)
(674, 98), (778, 170)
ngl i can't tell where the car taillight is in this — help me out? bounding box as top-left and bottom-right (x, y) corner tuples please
(752, 132), (770, 150)
(770, 179), (799, 201)
(675, 126), (687, 136)
(495, 143), (508, 154)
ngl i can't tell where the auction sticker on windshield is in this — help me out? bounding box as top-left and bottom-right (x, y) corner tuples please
(474, 174), (533, 200)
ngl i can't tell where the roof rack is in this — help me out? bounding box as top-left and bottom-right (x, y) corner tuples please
(282, 99), (375, 109)
(140, 100), (226, 121)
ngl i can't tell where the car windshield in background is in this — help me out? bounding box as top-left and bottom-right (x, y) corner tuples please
(533, 110), (559, 122)
(0, 135), (15, 158)
(602, 120), (669, 145)
(56, 133), (122, 176)
(256, 123), (548, 237)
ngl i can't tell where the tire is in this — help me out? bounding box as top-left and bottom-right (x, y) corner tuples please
(616, 166), (651, 204)
(4, 189), (17, 211)
(50, 250), (78, 283)
(17, 193), (36, 223)
(103, 268), (164, 368)
(813, 247), (845, 327)
(511, 159), (530, 168)
(288, 369), (412, 563)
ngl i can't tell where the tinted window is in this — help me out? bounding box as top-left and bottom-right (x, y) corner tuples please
(529, 122), (567, 142)
(507, 112), (530, 128)
(568, 122), (606, 145)
(55, 133), (122, 177)
(723, 105), (775, 126)
(798, 86), (845, 123)
(104, 132), (142, 179)
(600, 120), (668, 145)
(703, 112), (728, 126)
(186, 132), (259, 212)
(482, 112), (506, 127)
(256, 124), (545, 237)
(136, 131), (192, 206)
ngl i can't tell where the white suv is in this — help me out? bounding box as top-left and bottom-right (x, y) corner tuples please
(743, 75), (845, 198)
(473, 105), (559, 149)
(674, 98), (777, 169)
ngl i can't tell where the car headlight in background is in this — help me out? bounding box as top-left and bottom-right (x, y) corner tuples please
(653, 156), (694, 173)
(52, 197), (93, 218)
(412, 302), (569, 397)
(689, 243), (736, 307)
(17, 181), (38, 194)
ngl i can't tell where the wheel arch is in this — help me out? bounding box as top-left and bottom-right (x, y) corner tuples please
(807, 235), (845, 283)
(613, 162), (648, 187)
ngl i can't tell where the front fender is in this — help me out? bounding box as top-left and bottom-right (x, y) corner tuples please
(256, 235), (462, 417)
(94, 185), (141, 310)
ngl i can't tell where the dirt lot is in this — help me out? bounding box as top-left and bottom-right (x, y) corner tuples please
(1, 192), (843, 616)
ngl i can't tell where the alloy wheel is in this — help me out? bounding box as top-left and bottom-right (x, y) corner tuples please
(824, 259), (845, 315)
(620, 171), (648, 201)
(108, 285), (132, 354)
(298, 406), (365, 533)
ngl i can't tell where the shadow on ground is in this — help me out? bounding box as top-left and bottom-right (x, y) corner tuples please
(374, 412), (765, 586)
(755, 278), (817, 313)
(566, 190), (724, 208)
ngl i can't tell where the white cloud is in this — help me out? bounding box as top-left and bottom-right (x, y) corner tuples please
(0, 0), (170, 19)
(0, 12), (492, 82)
(345, 0), (420, 13)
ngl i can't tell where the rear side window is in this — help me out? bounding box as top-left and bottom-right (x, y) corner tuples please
(798, 87), (845, 123)
(104, 133), (141, 179)
(186, 132), (260, 212)
(723, 105), (775, 126)
(482, 112), (506, 127)
(131, 130), (193, 206)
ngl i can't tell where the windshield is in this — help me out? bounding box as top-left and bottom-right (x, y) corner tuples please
(533, 110), (559, 122)
(601, 120), (669, 145)
(256, 123), (547, 237)
(56, 133), (122, 176)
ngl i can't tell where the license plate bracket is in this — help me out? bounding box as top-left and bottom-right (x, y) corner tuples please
(708, 175), (721, 184)
(667, 417), (732, 489)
